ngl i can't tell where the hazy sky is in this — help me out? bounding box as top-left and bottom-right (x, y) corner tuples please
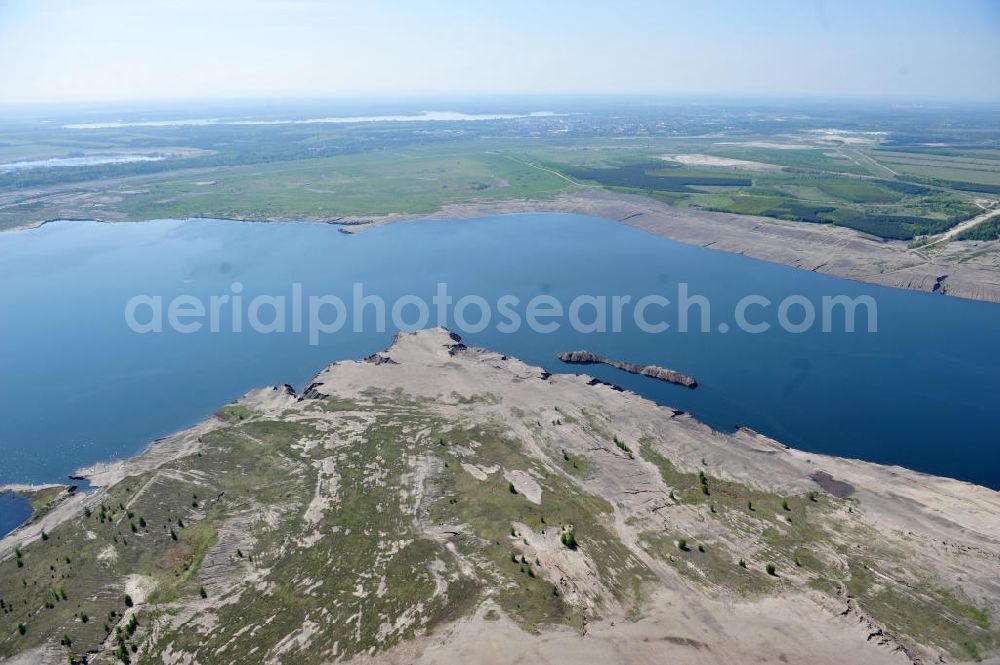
(1, 0), (998, 105)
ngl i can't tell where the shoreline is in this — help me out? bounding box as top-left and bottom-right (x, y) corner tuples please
(3, 328), (995, 522)
(0, 303), (994, 522)
(5, 189), (999, 303)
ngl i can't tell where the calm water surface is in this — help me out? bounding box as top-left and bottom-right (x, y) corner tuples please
(0, 214), (997, 531)
(0, 492), (31, 537)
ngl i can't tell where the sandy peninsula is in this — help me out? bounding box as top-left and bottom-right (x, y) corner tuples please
(1, 329), (997, 664)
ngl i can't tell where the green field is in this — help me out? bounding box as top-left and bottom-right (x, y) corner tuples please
(1, 110), (998, 240)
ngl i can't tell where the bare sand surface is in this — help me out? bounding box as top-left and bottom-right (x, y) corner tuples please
(660, 153), (784, 171)
(2, 329), (997, 664)
(299, 329), (1000, 664)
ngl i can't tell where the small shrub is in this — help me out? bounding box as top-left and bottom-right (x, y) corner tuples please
(782, 499), (790, 511)
(766, 563), (777, 576)
(199, 586), (207, 599)
(738, 558), (747, 568)
(508, 482), (517, 495)
(17, 623), (25, 635)
(79, 612), (89, 623)
(676, 538), (687, 551)
(124, 594), (133, 608)
(561, 530), (578, 550)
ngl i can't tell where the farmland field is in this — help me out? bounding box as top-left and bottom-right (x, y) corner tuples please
(1, 102), (998, 241)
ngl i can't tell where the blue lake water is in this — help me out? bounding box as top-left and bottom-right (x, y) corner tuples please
(1, 213), (998, 518)
(0, 492), (31, 537)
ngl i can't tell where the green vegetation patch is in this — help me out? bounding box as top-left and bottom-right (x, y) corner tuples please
(563, 161), (752, 193)
(812, 178), (902, 203)
(845, 561), (997, 661)
(429, 422), (652, 632)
